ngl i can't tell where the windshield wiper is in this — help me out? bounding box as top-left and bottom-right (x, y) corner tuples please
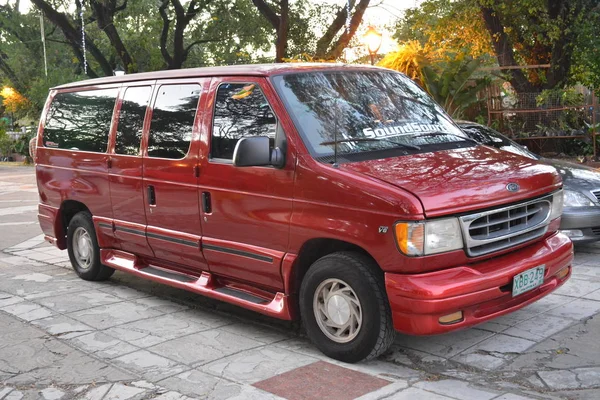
(411, 131), (479, 145)
(320, 138), (421, 150)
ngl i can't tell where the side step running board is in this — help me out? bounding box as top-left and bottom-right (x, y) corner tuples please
(100, 249), (292, 320)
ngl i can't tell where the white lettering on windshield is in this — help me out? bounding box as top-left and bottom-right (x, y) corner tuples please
(363, 123), (449, 139)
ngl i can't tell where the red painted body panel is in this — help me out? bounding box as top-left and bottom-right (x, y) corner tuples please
(35, 64), (572, 336)
(342, 145), (562, 217)
(386, 232), (573, 334)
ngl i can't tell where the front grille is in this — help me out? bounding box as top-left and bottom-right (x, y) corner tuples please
(459, 196), (552, 257)
(591, 189), (600, 202)
(591, 227), (600, 236)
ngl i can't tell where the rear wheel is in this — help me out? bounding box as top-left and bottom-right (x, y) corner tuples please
(299, 251), (395, 363)
(67, 211), (115, 281)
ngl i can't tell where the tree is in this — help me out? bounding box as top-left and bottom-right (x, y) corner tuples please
(394, 0), (599, 93)
(31, 0), (114, 77)
(89, 0), (136, 73)
(251, 0), (289, 62)
(252, 0), (372, 62)
(159, 0), (207, 69)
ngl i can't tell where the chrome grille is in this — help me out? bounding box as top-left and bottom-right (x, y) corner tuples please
(459, 196), (552, 257)
(591, 189), (600, 203)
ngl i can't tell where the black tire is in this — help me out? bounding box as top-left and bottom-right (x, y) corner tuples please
(299, 251), (395, 363)
(66, 211), (115, 281)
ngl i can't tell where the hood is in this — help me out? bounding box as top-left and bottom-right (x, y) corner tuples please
(341, 146), (562, 217)
(540, 158), (600, 192)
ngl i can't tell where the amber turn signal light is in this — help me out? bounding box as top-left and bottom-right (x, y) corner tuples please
(438, 311), (463, 325)
(556, 266), (570, 280)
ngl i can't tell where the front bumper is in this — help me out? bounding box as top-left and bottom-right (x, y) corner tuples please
(385, 232), (573, 335)
(560, 207), (600, 243)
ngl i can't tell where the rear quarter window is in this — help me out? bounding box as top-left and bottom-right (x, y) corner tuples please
(43, 88), (118, 153)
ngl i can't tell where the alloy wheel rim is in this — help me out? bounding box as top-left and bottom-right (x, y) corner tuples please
(72, 227), (93, 270)
(313, 278), (362, 343)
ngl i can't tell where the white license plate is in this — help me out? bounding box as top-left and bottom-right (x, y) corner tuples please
(512, 265), (545, 297)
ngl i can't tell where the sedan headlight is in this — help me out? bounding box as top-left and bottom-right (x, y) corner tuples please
(550, 190), (564, 220)
(394, 218), (463, 256)
(564, 190), (594, 207)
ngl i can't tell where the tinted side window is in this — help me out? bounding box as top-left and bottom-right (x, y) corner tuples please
(44, 89), (118, 152)
(148, 84), (200, 159)
(115, 86), (151, 156)
(211, 83), (276, 160)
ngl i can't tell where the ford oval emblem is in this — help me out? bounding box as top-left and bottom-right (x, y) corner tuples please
(506, 183), (520, 192)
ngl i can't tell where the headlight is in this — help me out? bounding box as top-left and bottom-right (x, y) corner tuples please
(564, 190), (594, 207)
(394, 218), (463, 256)
(550, 190), (564, 220)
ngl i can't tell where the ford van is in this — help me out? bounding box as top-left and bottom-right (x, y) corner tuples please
(35, 64), (573, 363)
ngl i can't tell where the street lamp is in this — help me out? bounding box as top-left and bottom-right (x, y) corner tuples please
(363, 26), (383, 65)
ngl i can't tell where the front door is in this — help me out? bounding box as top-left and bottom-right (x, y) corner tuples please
(142, 79), (210, 274)
(198, 77), (295, 291)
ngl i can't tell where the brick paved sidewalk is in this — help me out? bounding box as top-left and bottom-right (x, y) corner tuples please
(1, 236), (599, 399)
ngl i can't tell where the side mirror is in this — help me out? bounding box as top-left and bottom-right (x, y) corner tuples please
(232, 136), (285, 168)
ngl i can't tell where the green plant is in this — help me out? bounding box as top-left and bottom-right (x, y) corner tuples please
(0, 133), (14, 159)
(14, 130), (35, 163)
(419, 53), (491, 119)
(378, 41), (438, 84)
(536, 88), (584, 107)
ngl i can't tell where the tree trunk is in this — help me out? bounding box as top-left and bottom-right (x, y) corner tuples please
(276, 0), (289, 62)
(31, 0), (111, 77)
(321, 0), (369, 60)
(313, 0), (370, 61)
(90, 0), (136, 73)
(315, 0), (355, 57)
(159, 0), (205, 69)
(0, 50), (25, 94)
(251, 0), (287, 62)
(479, 5), (538, 94)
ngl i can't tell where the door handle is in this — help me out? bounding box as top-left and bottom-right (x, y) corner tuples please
(147, 185), (156, 205)
(201, 192), (211, 213)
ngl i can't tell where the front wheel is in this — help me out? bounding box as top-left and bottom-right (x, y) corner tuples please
(67, 211), (115, 281)
(299, 251), (395, 363)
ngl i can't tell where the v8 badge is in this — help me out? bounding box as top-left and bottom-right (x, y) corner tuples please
(378, 226), (389, 234)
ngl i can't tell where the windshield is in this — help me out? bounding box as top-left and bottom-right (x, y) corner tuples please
(272, 70), (472, 159)
(458, 123), (540, 160)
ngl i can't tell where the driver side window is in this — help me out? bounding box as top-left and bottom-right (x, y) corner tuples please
(211, 83), (277, 160)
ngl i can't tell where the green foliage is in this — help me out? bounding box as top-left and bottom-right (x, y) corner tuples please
(378, 41), (437, 84)
(379, 46), (491, 119)
(393, 0), (492, 59)
(14, 130), (35, 162)
(392, 0), (600, 92)
(0, 131), (13, 158)
(536, 88), (585, 107)
(420, 53), (491, 119)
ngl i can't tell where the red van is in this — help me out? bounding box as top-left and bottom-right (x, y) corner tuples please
(35, 64), (573, 363)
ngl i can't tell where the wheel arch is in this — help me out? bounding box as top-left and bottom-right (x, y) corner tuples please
(286, 238), (382, 298)
(55, 200), (91, 249)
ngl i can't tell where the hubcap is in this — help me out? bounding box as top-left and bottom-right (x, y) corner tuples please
(72, 227), (93, 270)
(313, 278), (362, 343)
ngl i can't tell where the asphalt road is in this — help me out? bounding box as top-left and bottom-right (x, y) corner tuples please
(0, 166), (40, 250)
